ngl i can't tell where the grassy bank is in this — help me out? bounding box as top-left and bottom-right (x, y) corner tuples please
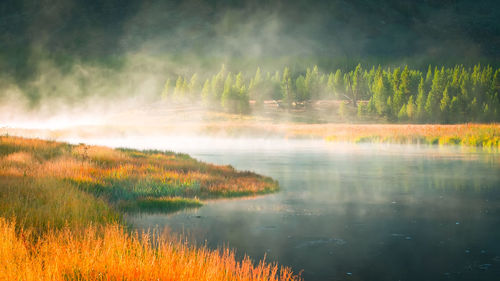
(320, 124), (500, 148)
(201, 122), (500, 148)
(4, 119), (498, 149)
(0, 136), (298, 281)
(0, 136), (278, 218)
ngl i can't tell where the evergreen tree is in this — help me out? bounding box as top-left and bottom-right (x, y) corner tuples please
(406, 95), (416, 121)
(327, 72), (335, 98)
(351, 64), (363, 107)
(221, 73), (233, 111)
(440, 86), (451, 123)
(201, 79), (211, 105)
(161, 78), (171, 100)
(416, 78), (427, 122)
(249, 67), (263, 105)
(159, 63), (499, 121)
(295, 75), (307, 102)
(211, 65), (226, 105)
(372, 71), (391, 116)
(188, 73), (199, 100)
(425, 68), (445, 122)
(281, 67), (293, 108)
(174, 76), (184, 101)
(449, 96), (459, 123)
(333, 69), (343, 98)
(393, 66), (410, 115)
(398, 104), (408, 121)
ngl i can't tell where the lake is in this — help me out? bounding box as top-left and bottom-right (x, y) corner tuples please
(65, 137), (500, 281)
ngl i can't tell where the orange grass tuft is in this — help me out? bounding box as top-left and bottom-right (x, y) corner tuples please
(0, 218), (300, 281)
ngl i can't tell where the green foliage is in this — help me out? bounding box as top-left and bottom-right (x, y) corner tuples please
(221, 72), (249, 114)
(118, 197), (202, 213)
(160, 64), (500, 122)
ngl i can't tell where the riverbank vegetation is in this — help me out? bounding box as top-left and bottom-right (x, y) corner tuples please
(320, 124), (500, 148)
(0, 218), (298, 281)
(0, 136), (298, 281)
(200, 122), (500, 149)
(0, 136), (278, 217)
(161, 64), (500, 123)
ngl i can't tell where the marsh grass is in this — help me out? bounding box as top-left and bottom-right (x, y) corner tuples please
(321, 124), (500, 149)
(118, 197), (203, 213)
(0, 175), (119, 233)
(0, 136), (279, 217)
(0, 218), (299, 281)
(0, 136), (299, 280)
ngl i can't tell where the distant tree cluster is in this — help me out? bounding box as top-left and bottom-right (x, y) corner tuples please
(161, 64), (500, 122)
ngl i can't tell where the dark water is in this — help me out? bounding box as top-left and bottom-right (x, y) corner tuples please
(70, 137), (500, 281)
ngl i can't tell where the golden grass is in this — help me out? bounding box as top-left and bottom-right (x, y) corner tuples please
(0, 175), (118, 233)
(0, 218), (299, 281)
(319, 124), (500, 148)
(0, 136), (300, 280)
(0, 136), (279, 212)
(197, 122), (500, 148)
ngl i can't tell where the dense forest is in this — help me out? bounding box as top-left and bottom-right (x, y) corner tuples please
(1, 0), (499, 124)
(161, 64), (500, 123)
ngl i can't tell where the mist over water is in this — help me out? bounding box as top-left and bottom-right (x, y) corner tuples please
(59, 136), (500, 281)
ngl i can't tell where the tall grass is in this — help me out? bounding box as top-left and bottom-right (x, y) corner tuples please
(0, 219), (299, 281)
(0, 136), (279, 215)
(0, 175), (119, 233)
(317, 124), (500, 148)
(0, 136), (300, 280)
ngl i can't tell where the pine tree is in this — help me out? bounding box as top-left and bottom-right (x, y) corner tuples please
(182, 78), (189, 99)
(440, 86), (450, 123)
(416, 78), (426, 122)
(221, 73), (233, 111)
(304, 65), (320, 100)
(333, 69), (343, 98)
(425, 65), (433, 92)
(281, 67), (293, 108)
(161, 78), (171, 101)
(372, 71), (391, 116)
(351, 64), (363, 107)
(393, 66), (410, 115)
(188, 73), (199, 100)
(249, 67), (262, 105)
(201, 79), (211, 105)
(211, 65), (226, 104)
(398, 104), (408, 121)
(449, 96), (459, 123)
(327, 72), (335, 98)
(425, 68), (445, 122)
(406, 95), (416, 121)
(295, 76), (307, 102)
(174, 76), (184, 101)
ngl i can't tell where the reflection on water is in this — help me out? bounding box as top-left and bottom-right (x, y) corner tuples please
(64, 137), (500, 281)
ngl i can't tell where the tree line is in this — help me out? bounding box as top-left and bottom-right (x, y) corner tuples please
(161, 64), (500, 123)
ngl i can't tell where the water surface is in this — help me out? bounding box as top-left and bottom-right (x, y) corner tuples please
(66, 137), (500, 281)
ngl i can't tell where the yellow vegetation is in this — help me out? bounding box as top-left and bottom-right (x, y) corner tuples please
(0, 136), (299, 280)
(0, 219), (299, 281)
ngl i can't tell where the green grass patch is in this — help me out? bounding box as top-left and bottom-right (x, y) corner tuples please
(118, 197), (202, 213)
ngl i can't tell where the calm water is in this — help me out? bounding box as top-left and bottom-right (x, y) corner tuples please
(67, 137), (500, 281)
